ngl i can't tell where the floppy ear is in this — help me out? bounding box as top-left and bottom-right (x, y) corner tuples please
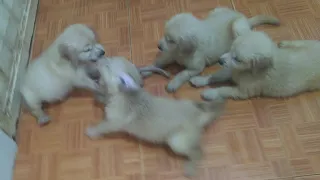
(58, 43), (78, 66)
(118, 73), (140, 92)
(178, 34), (197, 54)
(58, 43), (71, 59)
(251, 56), (273, 74)
(232, 17), (251, 38)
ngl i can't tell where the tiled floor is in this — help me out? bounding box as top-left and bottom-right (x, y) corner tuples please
(13, 0), (320, 180)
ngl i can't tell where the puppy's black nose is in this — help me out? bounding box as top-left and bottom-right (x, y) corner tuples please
(218, 59), (225, 65)
(158, 44), (163, 51)
(99, 50), (105, 56)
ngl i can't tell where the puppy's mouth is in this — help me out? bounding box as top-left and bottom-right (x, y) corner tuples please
(88, 70), (101, 82)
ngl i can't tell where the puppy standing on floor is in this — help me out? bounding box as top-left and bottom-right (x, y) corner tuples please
(190, 17), (320, 100)
(85, 57), (226, 177)
(21, 24), (105, 126)
(142, 7), (280, 93)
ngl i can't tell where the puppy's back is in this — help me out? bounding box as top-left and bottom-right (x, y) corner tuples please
(109, 89), (224, 142)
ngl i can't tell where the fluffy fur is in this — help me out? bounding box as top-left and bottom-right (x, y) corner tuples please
(91, 56), (171, 104)
(142, 7), (280, 93)
(85, 57), (226, 177)
(21, 24), (105, 126)
(190, 17), (320, 100)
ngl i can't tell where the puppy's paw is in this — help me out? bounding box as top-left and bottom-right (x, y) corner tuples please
(166, 82), (180, 93)
(201, 89), (220, 101)
(94, 93), (106, 104)
(86, 127), (102, 139)
(183, 162), (197, 177)
(278, 41), (290, 48)
(37, 116), (51, 126)
(189, 76), (209, 88)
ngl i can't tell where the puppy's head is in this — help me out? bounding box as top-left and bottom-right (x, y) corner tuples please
(158, 13), (200, 55)
(58, 24), (105, 66)
(96, 57), (142, 95)
(218, 18), (275, 74)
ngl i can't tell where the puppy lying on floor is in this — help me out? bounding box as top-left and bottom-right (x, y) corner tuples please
(142, 7), (280, 93)
(91, 56), (171, 104)
(85, 57), (226, 177)
(190, 17), (320, 100)
(21, 24), (105, 126)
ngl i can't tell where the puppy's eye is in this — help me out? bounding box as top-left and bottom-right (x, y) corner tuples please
(84, 45), (92, 52)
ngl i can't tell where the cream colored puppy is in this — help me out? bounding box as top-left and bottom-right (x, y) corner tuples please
(21, 24), (105, 126)
(190, 17), (320, 100)
(92, 56), (171, 104)
(85, 57), (225, 177)
(142, 7), (280, 93)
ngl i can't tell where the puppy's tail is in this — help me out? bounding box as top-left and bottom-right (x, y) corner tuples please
(248, 15), (280, 28)
(193, 98), (226, 127)
(138, 65), (171, 78)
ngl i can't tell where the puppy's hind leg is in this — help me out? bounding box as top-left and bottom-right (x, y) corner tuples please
(168, 129), (203, 177)
(21, 90), (50, 126)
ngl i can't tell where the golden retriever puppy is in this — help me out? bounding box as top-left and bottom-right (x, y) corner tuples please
(91, 56), (170, 104)
(142, 7), (280, 93)
(85, 57), (226, 177)
(21, 24), (105, 126)
(190, 17), (320, 100)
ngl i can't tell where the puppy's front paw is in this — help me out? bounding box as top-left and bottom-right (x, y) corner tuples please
(166, 82), (180, 93)
(278, 41), (290, 48)
(37, 116), (51, 126)
(189, 76), (209, 88)
(86, 127), (102, 139)
(201, 89), (221, 101)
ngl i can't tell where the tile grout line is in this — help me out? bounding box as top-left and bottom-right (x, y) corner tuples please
(125, 0), (146, 178)
(126, 0), (133, 61)
(230, 0), (236, 10)
(138, 142), (146, 180)
(264, 173), (320, 180)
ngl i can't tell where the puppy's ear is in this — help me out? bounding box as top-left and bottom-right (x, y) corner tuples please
(178, 34), (197, 54)
(118, 73), (140, 92)
(58, 43), (70, 59)
(251, 56), (273, 74)
(58, 43), (78, 66)
(58, 43), (76, 60)
(232, 17), (251, 38)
